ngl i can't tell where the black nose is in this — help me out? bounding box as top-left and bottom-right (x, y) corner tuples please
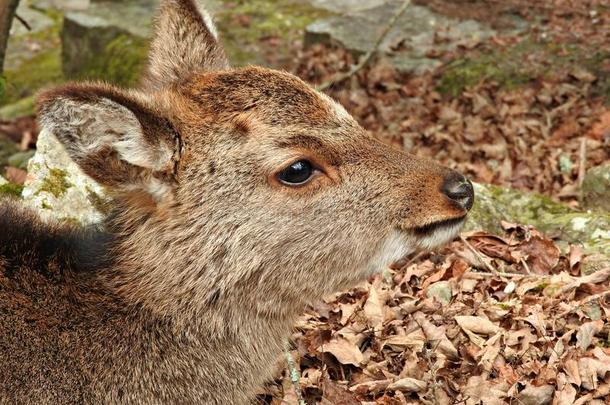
(442, 172), (474, 211)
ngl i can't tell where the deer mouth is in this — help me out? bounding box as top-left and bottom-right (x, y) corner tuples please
(412, 216), (467, 237)
(409, 216), (467, 250)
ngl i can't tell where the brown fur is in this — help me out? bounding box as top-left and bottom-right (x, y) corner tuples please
(0, 1), (473, 403)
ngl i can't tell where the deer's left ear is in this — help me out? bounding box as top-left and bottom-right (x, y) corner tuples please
(142, 0), (229, 90)
(37, 83), (180, 200)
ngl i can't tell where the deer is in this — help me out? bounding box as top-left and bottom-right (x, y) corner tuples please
(0, 0), (474, 403)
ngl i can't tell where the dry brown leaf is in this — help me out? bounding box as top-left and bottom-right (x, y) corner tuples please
(320, 337), (363, 366)
(520, 236), (561, 274)
(564, 359), (582, 386)
(349, 379), (391, 394)
(382, 331), (425, 352)
(517, 384), (554, 405)
(5, 167), (27, 185)
(413, 312), (458, 360)
(455, 315), (500, 335)
(576, 320), (604, 350)
(462, 376), (507, 405)
(320, 376), (360, 405)
(363, 281), (385, 332)
(387, 377), (427, 393)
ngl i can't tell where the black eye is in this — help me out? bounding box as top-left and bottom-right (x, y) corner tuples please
(278, 160), (315, 185)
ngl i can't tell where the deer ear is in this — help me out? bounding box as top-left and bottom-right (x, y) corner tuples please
(36, 83), (180, 200)
(142, 0), (229, 90)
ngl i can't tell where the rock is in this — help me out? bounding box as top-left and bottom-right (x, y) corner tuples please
(305, 1), (499, 74)
(581, 254), (610, 276)
(61, 0), (155, 86)
(33, 0), (90, 12)
(0, 135), (19, 167)
(22, 129), (110, 225)
(468, 183), (610, 255)
(307, 0), (386, 13)
(582, 163), (610, 212)
(60, 0), (321, 79)
(426, 281), (452, 305)
(8, 150), (36, 170)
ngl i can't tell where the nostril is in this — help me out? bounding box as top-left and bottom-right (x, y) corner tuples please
(442, 172), (475, 211)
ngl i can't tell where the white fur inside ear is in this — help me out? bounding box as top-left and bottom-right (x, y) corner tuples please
(113, 132), (174, 171)
(147, 177), (173, 200)
(40, 97), (173, 171)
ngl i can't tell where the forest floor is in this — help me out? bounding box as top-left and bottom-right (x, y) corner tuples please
(0, 0), (609, 404)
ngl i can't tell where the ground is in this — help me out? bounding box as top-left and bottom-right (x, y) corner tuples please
(0, 0), (609, 404)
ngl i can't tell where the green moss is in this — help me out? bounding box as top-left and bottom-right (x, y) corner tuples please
(217, 0), (331, 66)
(0, 183), (24, 198)
(38, 168), (70, 198)
(438, 37), (610, 98)
(467, 183), (610, 255)
(75, 34), (148, 87)
(1, 47), (62, 105)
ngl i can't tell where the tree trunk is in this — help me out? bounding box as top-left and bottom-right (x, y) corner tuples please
(0, 0), (20, 74)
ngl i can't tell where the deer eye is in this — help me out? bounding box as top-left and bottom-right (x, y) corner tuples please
(278, 160), (315, 185)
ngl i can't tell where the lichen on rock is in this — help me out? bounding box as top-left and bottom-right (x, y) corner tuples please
(22, 128), (110, 225)
(467, 183), (610, 255)
(582, 163), (610, 212)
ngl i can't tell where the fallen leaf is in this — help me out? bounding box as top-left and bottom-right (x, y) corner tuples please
(320, 337), (363, 366)
(455, 315), (500, 335)
(387, 377), (427, 393)
(576, 320), (604, 350)
(517, 384), (554, 405)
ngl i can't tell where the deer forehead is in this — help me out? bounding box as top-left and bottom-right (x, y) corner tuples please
(182, 67), (355, 129)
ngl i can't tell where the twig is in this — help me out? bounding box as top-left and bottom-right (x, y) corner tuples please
(14, 13), (31, 31)
(284, 342), (306, 405)
(463, 271), (548, 279)
(317, 0), (412, 91)
(577, 137), (587, 203)
(520, 257), (531, 275)
(459, 235), (499, 275)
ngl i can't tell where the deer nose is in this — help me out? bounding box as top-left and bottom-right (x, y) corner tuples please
(442, 172), (474, 211)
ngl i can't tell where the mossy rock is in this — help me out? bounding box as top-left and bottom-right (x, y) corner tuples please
(216, 0), (330, 66)
(62, 12), (149, 86)
(582, 163), (610, 212)
(437, 37), (610, 97)
(468, 183), (610, 255)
